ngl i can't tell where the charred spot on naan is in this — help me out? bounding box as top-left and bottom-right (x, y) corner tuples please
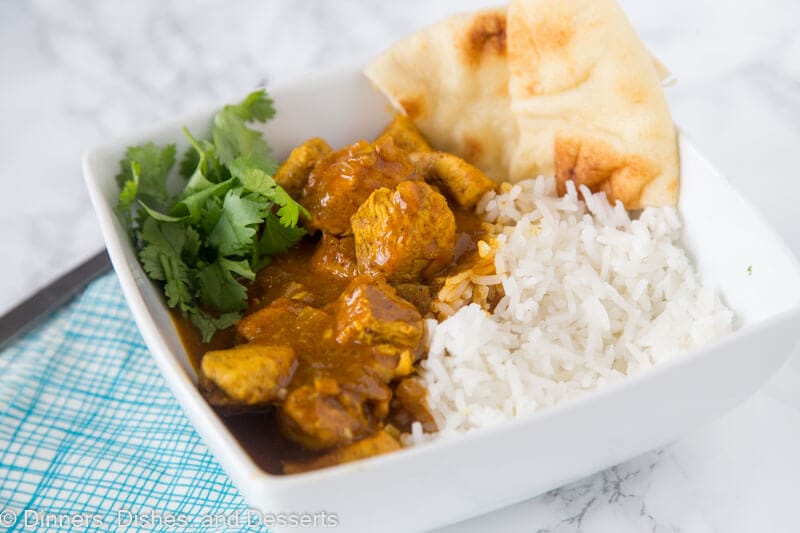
(507, 0), (596, 96)
(555, 134), (658, 209)
(459, 11), (507, 66)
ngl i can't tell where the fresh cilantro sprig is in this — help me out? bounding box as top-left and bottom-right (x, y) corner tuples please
(115, 90), (308, 341)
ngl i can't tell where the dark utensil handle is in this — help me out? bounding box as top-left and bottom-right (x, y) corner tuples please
(0, 249), (113, 351)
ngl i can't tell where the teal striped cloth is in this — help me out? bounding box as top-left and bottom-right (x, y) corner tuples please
(0, 272), (268, 532)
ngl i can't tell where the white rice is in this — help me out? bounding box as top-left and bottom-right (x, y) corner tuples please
(414, 176), (734, 442)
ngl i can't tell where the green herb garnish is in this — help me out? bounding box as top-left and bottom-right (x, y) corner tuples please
(115, 90), (308, 341)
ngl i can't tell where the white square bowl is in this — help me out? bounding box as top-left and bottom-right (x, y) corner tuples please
(83, 66), (800, 533)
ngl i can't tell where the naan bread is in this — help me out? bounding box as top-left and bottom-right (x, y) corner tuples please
(364, 0), (679, 208)
(507, 0), (678, 208)
(364, 9), (517, 182)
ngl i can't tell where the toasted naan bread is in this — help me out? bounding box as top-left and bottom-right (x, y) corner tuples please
(507, 0), (678, 208)
(364, 1), (678, 209)
(364, 9), (517, 182)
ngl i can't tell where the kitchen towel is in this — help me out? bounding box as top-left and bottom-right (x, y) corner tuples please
(0, 272), (268, 532)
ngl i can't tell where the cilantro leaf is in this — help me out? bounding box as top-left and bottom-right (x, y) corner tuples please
(230, 156), (309, 226)
(213, 112), (277, 173)
(207, 188), (268, 256)
(138, 201), (187, 223)
(118, 178), (138, 215)
(139, 244), (165, 281)
(170, 179), (234, 224)
(230, 156), (278, 194)
(189, 309), (241, 343)
(178, 147), (200, 179)
(258, 214), (306, 256)
(276, 201), (304, 228)
(140, 217), (189, 261)
(196, 258), (250, 313)
(162, 254), (193, 310)
(199, 196), (224, 236)
(138, 218), (195, 309)
(181, 127), (227, 187)
(116, 143), (176, 207)
(227, 90), (276, 122)
(115, 89), (306, 342)
(182, 226), (201, 265)
(115, 161), (140, 230)
(212, 90), (279, 173)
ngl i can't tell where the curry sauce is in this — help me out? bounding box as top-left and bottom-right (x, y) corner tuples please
(173, 115), (494, 474)
(173, 205), (485, 474)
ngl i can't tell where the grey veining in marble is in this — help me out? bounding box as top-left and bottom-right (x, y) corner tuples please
(2, 1), (800, 531)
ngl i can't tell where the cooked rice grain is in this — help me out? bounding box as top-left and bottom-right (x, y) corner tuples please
(416, 176), (734, 441)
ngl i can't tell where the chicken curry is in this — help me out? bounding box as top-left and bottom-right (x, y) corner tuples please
(175, 115), (496, 474)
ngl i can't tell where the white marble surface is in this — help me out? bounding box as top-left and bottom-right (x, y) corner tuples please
(2, 0), (800, 531)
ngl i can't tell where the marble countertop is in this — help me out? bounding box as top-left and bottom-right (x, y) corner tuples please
(2, 0), (799, 531)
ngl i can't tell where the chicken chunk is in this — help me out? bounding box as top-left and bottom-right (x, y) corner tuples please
(374, 114), (431, 153)
(237, 298), (332, 344)
(334, 276), (423, 381)
(300, 140), (418, 235)
(310, 233), (359, 281)
(410, 151), (496, 208)
(278, 376), (387, 450)
(335, 275), (423, 349)
(351, 181), (455, 283)
(283, 430), (401, 474)
(390, 378), (438, 433)
(200, 344), (296, 407)
(273, 137), (331, 199)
